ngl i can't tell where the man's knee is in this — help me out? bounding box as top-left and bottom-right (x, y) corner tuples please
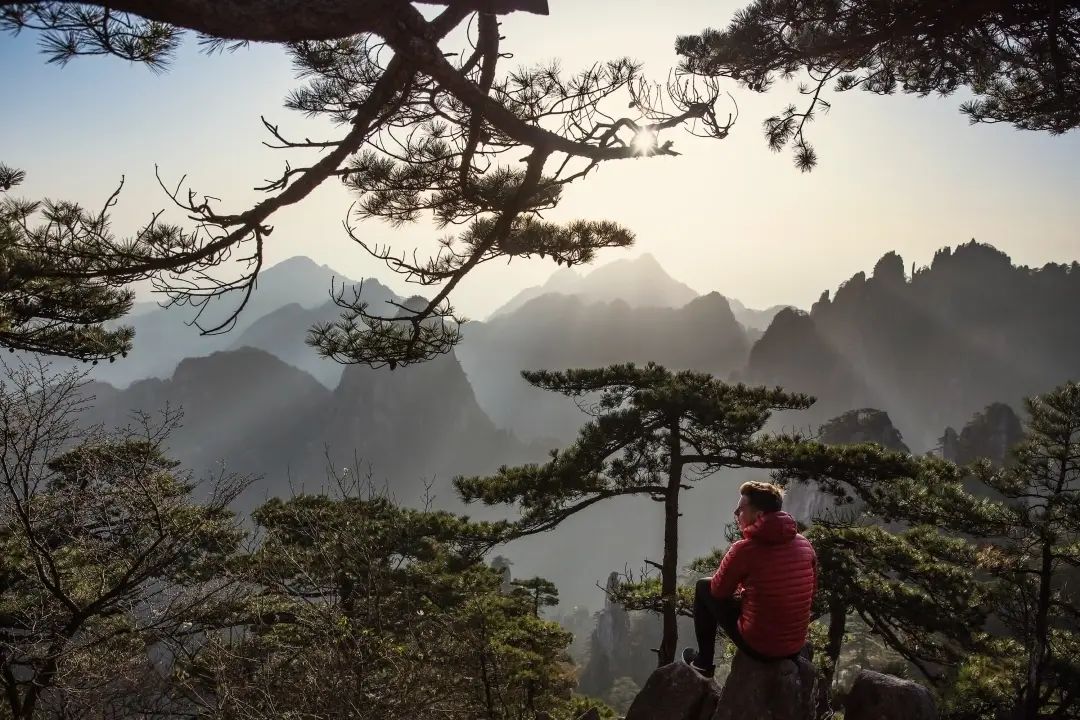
(695, 577), (713, 600)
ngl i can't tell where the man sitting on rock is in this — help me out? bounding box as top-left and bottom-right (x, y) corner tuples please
(682, 481), (817, 678)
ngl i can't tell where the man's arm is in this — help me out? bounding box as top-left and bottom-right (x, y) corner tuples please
(710, 540), (750, 599)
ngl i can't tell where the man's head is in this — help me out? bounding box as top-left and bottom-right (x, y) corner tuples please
(734, 481), (784, 530)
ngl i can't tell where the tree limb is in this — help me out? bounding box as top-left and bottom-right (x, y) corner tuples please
(0, 0), (548, 44)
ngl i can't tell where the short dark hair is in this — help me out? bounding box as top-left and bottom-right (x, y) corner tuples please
(740, 481), (783, 513)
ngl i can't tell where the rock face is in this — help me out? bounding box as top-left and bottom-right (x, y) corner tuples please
(844, 670), (937, 720)
(710, 653), (816, 720)
(745, 242), (1080, 450)
(624, 652), (816, 720)
(624, 662), (713, 720)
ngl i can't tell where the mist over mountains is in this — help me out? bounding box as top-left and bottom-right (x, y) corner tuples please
(83, 346), (534, 512)
(744, 241), (1080, 449)
(458, 290), (753, 444)
(58, 257), (371, 387)
(492, 253), (699, 317)
(491, 253), (785, 332)
(73, 242), (1080, 607)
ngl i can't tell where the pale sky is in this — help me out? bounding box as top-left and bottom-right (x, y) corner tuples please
(3, 0), (1078, 320)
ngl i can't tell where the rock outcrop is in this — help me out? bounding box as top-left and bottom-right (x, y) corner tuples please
(844, 670), (937, 720)
(624, 651), (816, 720)
(624, 662), (713, 720)
(621, 655), (939, 720)
(711, 652), (816, 720)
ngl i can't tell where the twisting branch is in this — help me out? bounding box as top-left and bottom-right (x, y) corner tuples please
(677, 0), (1080, 167)
(5, 0), (734, 365)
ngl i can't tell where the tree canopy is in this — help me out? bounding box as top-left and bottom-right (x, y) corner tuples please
(0, 360), (248, 718)
(0, 359), (604, 719)
(780, 384), (1080, 719)
(0, 166), (135, 360)
(456, 362), (923, 666)
(678, 0), (1080, 169)
(1, 1), (732, 366)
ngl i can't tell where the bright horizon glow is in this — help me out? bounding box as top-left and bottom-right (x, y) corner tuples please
(1, 0), (1078, 322)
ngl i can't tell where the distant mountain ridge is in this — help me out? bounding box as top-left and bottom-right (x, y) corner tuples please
(84, 345), (541, 511)
(227, 278), (403, 387)
(491, 253), (698, 317)
(66, 243), (1080, 610)
(458, 291), (753, 444)
(727, 297), (794, 333)
(744, 241), (1080, 449)
(74, 256), (362, 387)
(80, 245), (1080, 457)
(491, 253), (790, 332)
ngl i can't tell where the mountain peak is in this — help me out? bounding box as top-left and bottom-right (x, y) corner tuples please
(631, 251), (662, 266)
(490, 253), (698, 318)
(542, 266), (581, 289)
(266, 255), (324, 271)
(580, 252), (667, 279)
(260, 256), (359, 290)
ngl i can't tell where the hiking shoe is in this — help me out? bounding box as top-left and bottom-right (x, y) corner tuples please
(681, 647), (715, 678)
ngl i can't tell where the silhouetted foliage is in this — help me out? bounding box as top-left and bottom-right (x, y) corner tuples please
(2, 2), (733, 366)
(0, 168), (135, 360)
(679, 0), (1080, 169)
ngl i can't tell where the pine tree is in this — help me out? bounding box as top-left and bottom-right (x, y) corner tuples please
(783, 422), (1011, 692)
(0, 165), (134, 360)
(3, 3), (732, 366)
(511, 577), (559, 617)
(609, 405), (998, 712)
(678, 0), (1080, 169)
(201, 490), (581, 720)
(974, 382), (1080, 720)
(776, 386), (1080, 718)
(456, 363), (915, 665)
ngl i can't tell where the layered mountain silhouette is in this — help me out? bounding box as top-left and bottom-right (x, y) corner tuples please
(226, 278), (403, 387)
(744, 241), (1080, 449)
(62, 243), (1080, 609)
(72, 256), (360, 387)
(491, 252), (787, 331)
(458, 291), (753, 443)
(84, 348), (330, 507)
(727, 297), (794, 334)
(84, 345), (539, 511)
(491, 253), (699, 317)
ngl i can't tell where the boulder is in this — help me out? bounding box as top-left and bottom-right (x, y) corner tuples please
(844, 670), (937, 720)
(624, 662), (715, 720)
(710, 652), (816, 720)
(624, 652), (817, 720)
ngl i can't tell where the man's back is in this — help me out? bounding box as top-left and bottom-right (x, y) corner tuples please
(710, 511), (816, 658)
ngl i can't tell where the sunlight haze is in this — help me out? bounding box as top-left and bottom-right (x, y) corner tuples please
(2, 0), (1077, 319)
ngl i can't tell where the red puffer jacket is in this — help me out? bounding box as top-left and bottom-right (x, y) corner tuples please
(710, 511), (817, 658)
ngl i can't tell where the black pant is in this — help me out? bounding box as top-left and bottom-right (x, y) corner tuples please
(693, 578), (801, 666)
